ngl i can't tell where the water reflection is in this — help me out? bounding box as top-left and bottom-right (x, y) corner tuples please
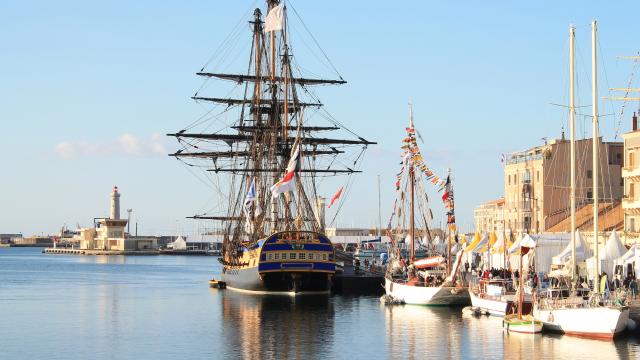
(218, 291), (334, 360)
(385, 305), (471, 359)
(384, 305), (639, 359)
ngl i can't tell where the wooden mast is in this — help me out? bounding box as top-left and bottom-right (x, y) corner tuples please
(518, 248), (525, 319)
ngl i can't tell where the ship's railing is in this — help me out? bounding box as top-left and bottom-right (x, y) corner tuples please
(469, 277), (516, 300)
(537, 296), (588, 310)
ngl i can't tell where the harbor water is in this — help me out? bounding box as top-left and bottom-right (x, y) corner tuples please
(1, 248), (639, 359)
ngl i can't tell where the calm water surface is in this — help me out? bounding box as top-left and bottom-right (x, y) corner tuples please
(1, 247), (638, 359)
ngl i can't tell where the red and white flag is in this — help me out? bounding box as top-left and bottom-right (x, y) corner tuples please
(270, 145), (300, 197)
(327, 186), (344, 208)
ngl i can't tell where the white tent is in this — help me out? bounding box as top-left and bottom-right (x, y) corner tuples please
(490, 231), (507, 268)
(507, 233), (523, 254)
(508, 233), (570, 273)
(466, 233), (487, 266)
(467, 233), (488, 253)
(551, 231), (592, 266)
(586, 231), (626, 278)
(170, 236), (187, 250)
(614, 244), (640, 279)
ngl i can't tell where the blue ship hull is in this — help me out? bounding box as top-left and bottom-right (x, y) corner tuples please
(221, 231), (335, 294)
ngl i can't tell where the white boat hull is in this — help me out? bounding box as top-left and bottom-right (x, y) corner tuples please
(503, 315), (543, 334)
(533, 306), (629, 340)
(385, 278), (469, 306)
(469, 290), (511, 316)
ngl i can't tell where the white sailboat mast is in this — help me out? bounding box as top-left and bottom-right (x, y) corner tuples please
(569, 25), (577, 280)
(409, 106), (416, 264)
(592, 20), (600, 291)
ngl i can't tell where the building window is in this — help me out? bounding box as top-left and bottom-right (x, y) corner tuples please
(630, 183), (635, 200)
(508, 175), (511, 185)
(309, 253), (314, 260)
(536, 171), (540, 182)
(322, 254), (327, 261)
(621, 178), (624, 186)
(631, 218), (636, 232)
(299, 253), (306, 260)
(316, 253), (322, 260)
(268, 253), (273, 260)
(587, 170), (592, 179)
(587, 190), (593, 200)
(290, 253), (296, 260)
(630, 152), (636, 169)
(274, 253), (279, 260)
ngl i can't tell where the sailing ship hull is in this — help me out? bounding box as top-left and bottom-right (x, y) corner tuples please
(533, 306), (629, 339)
(469, 290), (532, 316)
(221, 231), (336, 295)
(385, 278), (470, 306)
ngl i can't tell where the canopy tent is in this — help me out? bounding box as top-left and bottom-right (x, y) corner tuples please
(520, 234), (537, 248)
(488, 232), (507, 268)
(465, 233), (487, 253)
(170, 236), (187, 250)
(551, 231), (592, 266)
(586, 231), (627, 278)
(508, 233), (570, 273)
(614, 244), (640, 279)
(508, 233), (523, 254)
(476, 232), (497, 253)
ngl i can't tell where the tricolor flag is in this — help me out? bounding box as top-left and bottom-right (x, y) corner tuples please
(264, 4), (284, 32)
(441, 175), (454, 206)
(327, 186), (344, 208)
(270, 145), (300, 197)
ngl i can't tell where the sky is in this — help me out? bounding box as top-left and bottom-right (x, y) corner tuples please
(2, 0), (640, 237)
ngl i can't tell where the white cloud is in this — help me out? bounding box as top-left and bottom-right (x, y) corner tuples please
(117, 133), (141, 155)
(54, 133), (168, 159)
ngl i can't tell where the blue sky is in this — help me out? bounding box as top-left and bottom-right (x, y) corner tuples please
(2, 0), (640, 236)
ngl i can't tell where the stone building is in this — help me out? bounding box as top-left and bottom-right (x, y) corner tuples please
(503, 137), (623, 234)
(474, 198), (505, 234)
(79, 186), (156, 251)
(623, 113), (640, 233)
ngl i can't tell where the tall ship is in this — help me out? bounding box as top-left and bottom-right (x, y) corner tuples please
(384, 108), (469, 305)
(168, 1), (374, 294)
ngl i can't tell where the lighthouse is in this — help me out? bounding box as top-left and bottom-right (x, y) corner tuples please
(110, 186), (121, 220)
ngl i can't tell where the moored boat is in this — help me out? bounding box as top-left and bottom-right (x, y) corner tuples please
(502, 234), (541, 334)
(530, 22), (630, 339)
(503, 314), (543, 334)
(469, 278), (531, 316)
(383, 112), (469, 306)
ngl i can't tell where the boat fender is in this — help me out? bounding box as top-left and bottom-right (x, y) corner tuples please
(547, 312), (554, 323)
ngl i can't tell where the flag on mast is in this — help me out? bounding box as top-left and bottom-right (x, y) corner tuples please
(243, 178), (260, 218)
(270, 145), (300, 197)
(327, 186), (344, 208)
(264, 4), (284, 32)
